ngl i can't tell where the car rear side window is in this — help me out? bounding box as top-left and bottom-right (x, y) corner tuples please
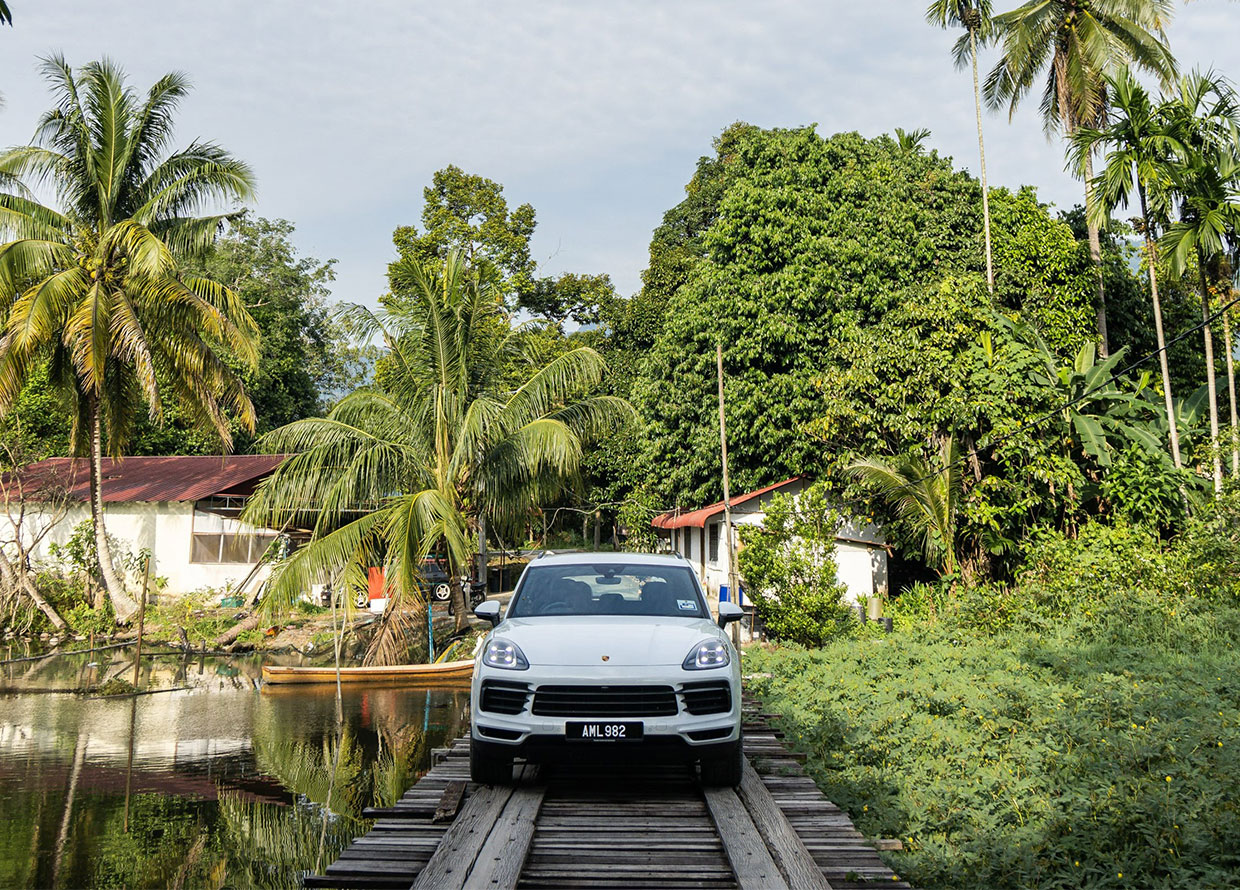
(509, 564), (706, 618)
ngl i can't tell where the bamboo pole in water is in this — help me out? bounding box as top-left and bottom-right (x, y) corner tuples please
(131, 556), (150, 689)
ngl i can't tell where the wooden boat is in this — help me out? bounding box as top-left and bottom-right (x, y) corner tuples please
(261, 658), (474, 686)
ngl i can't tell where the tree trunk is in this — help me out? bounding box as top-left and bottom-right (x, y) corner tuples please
(213, 612), (261, 648)
(1198, 251), (1224, 494)
(1137, 182), (1182, 469)
(1223, 303), (1239, 477)
(476, 515), (488, 596)
(0, 555), (67, 630)
(1083, 151), (1109, 356)
(971, 29), (994, 295)
(89, 399), (138, 623)
(448, 572), (468, 633)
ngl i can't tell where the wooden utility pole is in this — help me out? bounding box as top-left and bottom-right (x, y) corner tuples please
(716, 345), (740, 645)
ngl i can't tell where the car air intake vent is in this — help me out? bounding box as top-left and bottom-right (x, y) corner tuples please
(480, 680), (531, 715)
(532, 685), (678, 717)
(680, 680), (732, 715)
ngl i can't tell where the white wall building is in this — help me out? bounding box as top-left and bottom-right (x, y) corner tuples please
(3, 455), (286, 600)
(651, 476), (887, 609)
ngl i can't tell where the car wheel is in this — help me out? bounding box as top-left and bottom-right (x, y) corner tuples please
(470, 738), (514, 785)
(432, 582), (452, 602)
(699, 736), (744, 788)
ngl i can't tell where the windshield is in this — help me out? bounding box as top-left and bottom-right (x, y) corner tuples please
(508, 563), (707, 619)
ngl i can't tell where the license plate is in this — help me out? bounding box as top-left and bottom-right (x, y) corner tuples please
(566, 721), (643, 741)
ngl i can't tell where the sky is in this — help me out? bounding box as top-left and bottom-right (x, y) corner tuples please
(2, 0), (1238, 309)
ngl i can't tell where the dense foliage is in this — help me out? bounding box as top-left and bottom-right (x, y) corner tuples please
(746, 494), (1240, 890)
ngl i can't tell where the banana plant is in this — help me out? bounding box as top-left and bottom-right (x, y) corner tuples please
(992, 318), (1167, 469)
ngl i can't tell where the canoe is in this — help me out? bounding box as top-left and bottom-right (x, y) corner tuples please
(261, 659), (474, 686)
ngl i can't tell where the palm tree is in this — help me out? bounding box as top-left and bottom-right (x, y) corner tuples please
(985, 0), (1178, 356)
(894, 127), (932, 155)
(848, 436), (962, 578)
(244, 252), (634, 647)
(1074, 67), (1184, 468)
(925, 0), (996, 293)
(0, 57), (258, 621)
(1159, 70), (1240, 493)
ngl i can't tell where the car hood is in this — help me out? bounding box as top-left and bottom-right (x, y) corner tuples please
(495, 616), (724, 667)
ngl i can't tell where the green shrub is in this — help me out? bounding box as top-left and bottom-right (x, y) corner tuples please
(746, 612), (1240, 889)
(738, 482), (858, 647)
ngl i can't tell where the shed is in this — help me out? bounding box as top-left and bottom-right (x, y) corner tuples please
(651, 477), (887, 607)
(2, 455), (287, 598)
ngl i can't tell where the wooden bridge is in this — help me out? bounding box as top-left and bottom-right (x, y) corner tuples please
(305, 701), (911, 890)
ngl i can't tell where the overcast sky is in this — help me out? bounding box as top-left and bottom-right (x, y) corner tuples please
(2, 1), (1238, 308)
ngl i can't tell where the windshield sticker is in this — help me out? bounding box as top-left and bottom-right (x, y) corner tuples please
(677, 600), (696, 611)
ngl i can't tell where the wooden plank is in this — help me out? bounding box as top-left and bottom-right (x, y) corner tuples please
(410, 784), (515, 889)
(434, 779), (468, 822)
(736, 761), (832, 889)
(702, 786), (789, 890)
(463, 786), (545, 889)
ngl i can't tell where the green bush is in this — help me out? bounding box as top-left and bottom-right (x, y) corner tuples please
(746, 613), (1240, 889)
(737, 482), (857, 647)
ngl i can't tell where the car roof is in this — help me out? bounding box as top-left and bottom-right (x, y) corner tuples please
(529, 551), (691, 568)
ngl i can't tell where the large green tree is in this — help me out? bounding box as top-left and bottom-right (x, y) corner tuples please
(245, 253), (634, 644)
(984, 0), (1178, 356)
(0, 57), (257, 621)
(634, 126), (988, 508)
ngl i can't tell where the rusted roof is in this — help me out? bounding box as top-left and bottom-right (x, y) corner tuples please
(0, 455), (287, 504)
(651, 476), (805, 530)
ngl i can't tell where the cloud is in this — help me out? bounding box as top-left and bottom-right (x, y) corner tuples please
(1, 0), (1236, 305)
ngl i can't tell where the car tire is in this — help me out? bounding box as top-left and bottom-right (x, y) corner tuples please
(432, 582), (452, 602)
(699, 736), (744, 788)
(470, 738), (514, 785)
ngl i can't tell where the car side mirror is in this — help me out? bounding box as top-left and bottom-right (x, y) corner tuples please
(474, 600), (501, 626)
(717, 601), (744, 627)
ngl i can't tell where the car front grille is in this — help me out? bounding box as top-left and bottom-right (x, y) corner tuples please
(680, 680), (732, 715)
(479, 680), (531, 715)
(531, 685), (678, 717)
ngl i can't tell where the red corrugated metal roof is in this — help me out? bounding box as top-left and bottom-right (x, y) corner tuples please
(651, 476), (805, 530)
(0, 455), (287, 503)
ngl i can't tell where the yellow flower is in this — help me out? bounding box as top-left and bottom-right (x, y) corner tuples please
(1074, 861), (1080, 867)
(1165, 776), (1172, 783)
(1119, 872), (1124, 878)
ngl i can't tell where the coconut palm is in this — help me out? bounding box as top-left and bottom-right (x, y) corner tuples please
(1074, 67), (1185, 468)
(1159, 70), (1240, 492)
(848, 436), (962, 578)
(0, 57), (258, 621)
(985, 0), (1178, 356)
(244, 252), (634, 648)
(925, 0), (996, 293)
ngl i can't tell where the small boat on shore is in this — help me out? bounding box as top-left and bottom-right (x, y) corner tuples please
(261, 658), (474, 686)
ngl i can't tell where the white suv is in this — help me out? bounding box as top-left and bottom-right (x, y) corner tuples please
(470, 552), (745, 786)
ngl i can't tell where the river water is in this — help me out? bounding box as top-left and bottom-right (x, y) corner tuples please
(0, 645), (470, 889)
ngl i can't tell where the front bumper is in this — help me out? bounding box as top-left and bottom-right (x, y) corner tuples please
(470, 664), (741, 754)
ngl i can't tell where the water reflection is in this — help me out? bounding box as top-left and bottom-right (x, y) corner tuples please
(0, 650), (469, 889)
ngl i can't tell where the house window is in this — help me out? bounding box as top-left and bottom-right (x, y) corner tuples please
(708, 523), (720, 563)
(190, 507), (276, 564)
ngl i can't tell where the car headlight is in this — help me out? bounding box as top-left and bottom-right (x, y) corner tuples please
(482, 638), (529, 670)
(683, 639), (730, 670)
